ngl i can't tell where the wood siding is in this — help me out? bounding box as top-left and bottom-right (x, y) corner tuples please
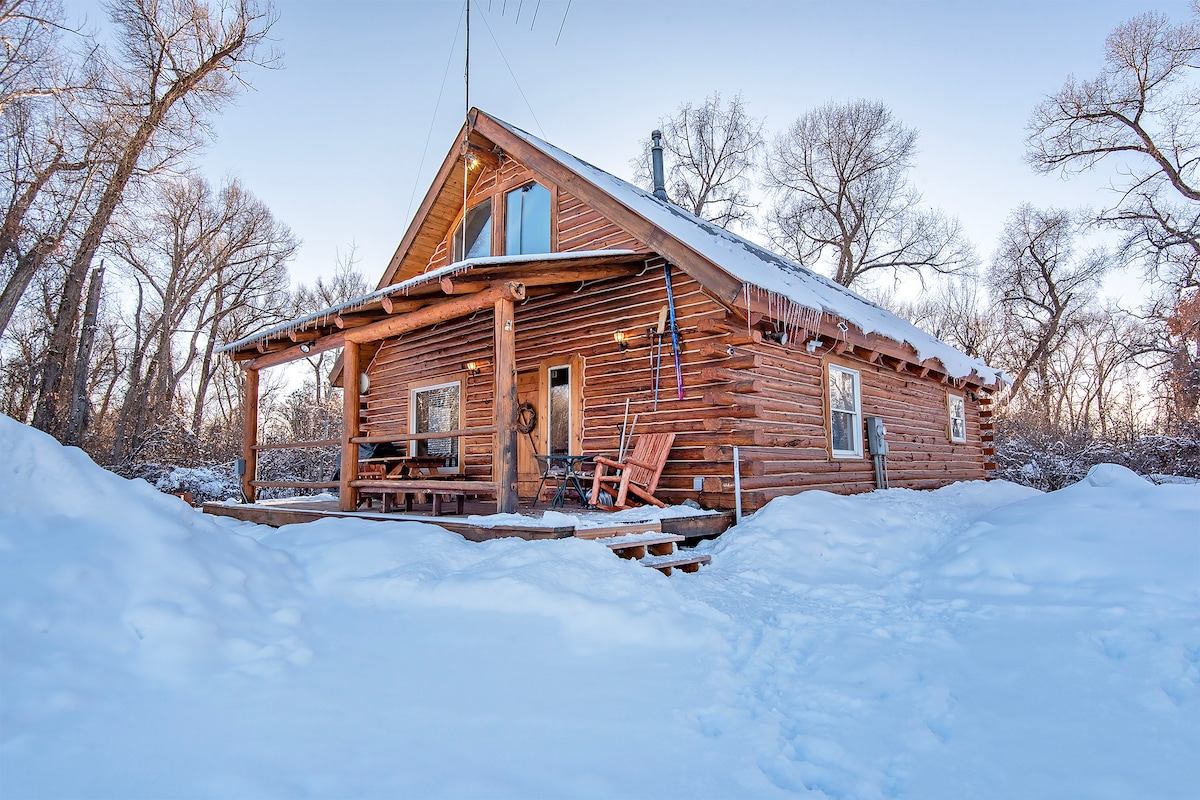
(362, 156), (989, 511)
(421, 157), (647, 273)
(359, 255), (988, 511)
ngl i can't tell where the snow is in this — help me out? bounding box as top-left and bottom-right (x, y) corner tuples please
(2, 415), (1197, 798)
(491, 115), (1003, 385)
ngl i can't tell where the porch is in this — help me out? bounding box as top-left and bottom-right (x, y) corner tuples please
(219, 251), (656, 516)
(202, 494), (732, 541)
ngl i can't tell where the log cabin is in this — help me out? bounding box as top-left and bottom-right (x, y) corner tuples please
(219, 109), (1003, 515)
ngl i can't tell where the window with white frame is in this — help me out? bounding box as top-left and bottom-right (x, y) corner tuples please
(948, 393), (967, 443)
(411, 381), (461, 466)
(829, 364), (862, 457)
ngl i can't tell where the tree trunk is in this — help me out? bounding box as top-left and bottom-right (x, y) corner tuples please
(34, 11), (254, 437)
(65, 264), (105, 446)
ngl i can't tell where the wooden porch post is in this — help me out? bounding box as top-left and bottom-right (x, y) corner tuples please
(340, 339), (361, 512)
(494, 297), (518, 513)
(242, 367), (258, 503)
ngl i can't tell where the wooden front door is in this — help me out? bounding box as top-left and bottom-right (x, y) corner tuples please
(516, 368), (542, 498)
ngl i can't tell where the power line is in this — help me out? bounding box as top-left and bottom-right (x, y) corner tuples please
(404, 3), (467, 227)
(556, 0), (572, 46)
(474, 6), (546, 139)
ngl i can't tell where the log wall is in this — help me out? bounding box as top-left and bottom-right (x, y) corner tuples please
(359, 258), (989, 511)
(364, 160), (990, 511)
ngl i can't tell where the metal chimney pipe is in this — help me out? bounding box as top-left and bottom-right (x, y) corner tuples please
(651, 129), (667, 200)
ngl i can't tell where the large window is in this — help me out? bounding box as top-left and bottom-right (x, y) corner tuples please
(829, 365), (862, 458)
(411, 381), (460, 466)
(505, 182), (551, 255)
(452, 199), (492, 262)
(948, 393), (967, 443)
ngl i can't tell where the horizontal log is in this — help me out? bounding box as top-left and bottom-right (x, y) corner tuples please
(351, 426), (498, 444)
(351, 479), (499, 493)
(700, 341), (738, 359)
(346, 282), (525, 343)
(249, 481), (340, 489)
(253, 439), (340, 451)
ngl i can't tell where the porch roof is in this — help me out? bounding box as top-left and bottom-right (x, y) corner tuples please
(218, 249), (643, 368)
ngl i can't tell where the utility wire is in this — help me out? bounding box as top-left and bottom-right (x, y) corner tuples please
(555, 0), (572, 45)
(474, 6), (546, 139)
(405, 3), (467, 227)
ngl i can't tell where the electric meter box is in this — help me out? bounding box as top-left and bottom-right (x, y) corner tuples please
(865, 416), (888, 455)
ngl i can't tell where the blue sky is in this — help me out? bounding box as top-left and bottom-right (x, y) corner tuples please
(186, 0), (1186, 294)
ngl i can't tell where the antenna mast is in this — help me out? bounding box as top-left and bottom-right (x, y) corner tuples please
(463, 0), (470, 212)
(465, 0), (470, 118)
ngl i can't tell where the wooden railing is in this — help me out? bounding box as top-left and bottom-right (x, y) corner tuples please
(349, 426), (498, 446)
(246, 428), (500, 498)
(248, 438), (340, 492)
(252, 439), (339, 451)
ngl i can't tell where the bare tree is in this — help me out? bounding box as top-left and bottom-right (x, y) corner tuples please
(632, 93), (763, 229)
(33, 0), (278, 436)
(764, 99), (974, 289)
(1027, 3), (1200, 292)
(0, 0), (98, 340)
(987, 205), (1113, 404)
(893, 274), (1003, 364)
(292, 246), (368, 404)
(187, 177), (294, 433)
(0, 0), (85, 115)
(105, 174), (293, 460)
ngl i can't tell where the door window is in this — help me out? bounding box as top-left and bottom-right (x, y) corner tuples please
(412, 381), (460, 466)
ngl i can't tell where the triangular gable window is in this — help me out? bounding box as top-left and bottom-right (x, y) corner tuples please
(453, 199), (493, 261)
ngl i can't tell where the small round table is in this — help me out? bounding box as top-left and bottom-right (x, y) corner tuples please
(542, 454), (593, 508)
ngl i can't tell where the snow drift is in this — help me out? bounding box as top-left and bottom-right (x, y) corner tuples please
(1, 414), (1197, 798)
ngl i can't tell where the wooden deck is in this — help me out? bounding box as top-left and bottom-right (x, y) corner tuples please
(201, 496), (735, 544)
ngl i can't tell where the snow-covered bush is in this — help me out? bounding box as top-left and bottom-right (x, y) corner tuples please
(994, 412), (1200, 490)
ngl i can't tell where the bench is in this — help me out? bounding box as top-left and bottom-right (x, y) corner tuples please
(350, 479), (498, 516)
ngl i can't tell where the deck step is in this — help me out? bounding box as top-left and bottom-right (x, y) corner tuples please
(573, 522), (662, 540)
(598, 532), (686, 560)
(639, 552), (712, 576)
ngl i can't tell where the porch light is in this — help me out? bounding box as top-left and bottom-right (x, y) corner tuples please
(465, 360), (482, 376)
(613, 330), (629, 351)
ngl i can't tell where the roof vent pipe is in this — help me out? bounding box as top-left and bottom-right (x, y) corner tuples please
(651, 130), (667, 201)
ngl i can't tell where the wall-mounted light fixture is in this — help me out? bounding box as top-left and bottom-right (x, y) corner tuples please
(805, 339), (823, 354)
(613, 330), (629, 351)
(299, 343), (311, 353)
(465, 360), (482, 376)
(763, 329), (789, 345)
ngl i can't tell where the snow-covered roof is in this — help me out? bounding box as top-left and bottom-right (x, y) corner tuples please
(491, 117), (1003, 385)
(218, 249), (636, 354)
